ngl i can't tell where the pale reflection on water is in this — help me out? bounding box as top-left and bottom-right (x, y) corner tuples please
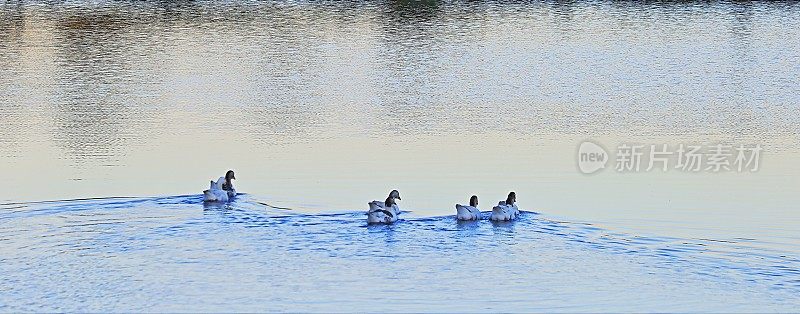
(1, 1), (799, 311)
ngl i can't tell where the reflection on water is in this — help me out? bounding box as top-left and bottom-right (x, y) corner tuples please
(3, 2), (798, 156)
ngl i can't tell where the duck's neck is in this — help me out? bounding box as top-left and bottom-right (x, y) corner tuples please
(223, 179), (234, 191)
(384, 197), (394, 208)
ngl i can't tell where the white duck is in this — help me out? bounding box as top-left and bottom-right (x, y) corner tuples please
(456, 195), (482, 220)
(367, 190), (401, 224)
(490, 191), (520, 221)
(203, 170), (236, 202)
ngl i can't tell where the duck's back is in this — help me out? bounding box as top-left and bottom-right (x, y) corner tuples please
(203, 188), (229, 202)
(368, 201), (385, 212)
(490, 203), (515, 221)
(456, 204), (481, 220)
(203, 177), (231, 202)
(367, 208), (397, 224)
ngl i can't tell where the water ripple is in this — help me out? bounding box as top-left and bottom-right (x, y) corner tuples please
(1, 194), (798, 311)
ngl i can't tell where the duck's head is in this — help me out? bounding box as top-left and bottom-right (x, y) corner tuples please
(389, 189), (401, 201)
(469, 195), (478, 207)
(506, 191), (516, 205)
(225, 170), (236, 182)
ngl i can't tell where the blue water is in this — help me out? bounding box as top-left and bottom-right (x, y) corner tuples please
(2, 1), (800, 311)
(1, 195), (798, 312)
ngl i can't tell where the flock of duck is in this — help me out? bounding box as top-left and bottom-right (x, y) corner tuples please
(203, 170), (522, 224)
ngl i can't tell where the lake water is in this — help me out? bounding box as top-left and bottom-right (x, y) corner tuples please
(1, 1), (799, 312)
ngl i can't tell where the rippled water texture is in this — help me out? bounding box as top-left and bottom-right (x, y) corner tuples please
(1, 1), (799, 311)
(1, 195), (799, 312)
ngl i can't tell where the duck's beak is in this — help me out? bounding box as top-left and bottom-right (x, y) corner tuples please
(397, 196), (401, 200)
(232, 175), (236, 180)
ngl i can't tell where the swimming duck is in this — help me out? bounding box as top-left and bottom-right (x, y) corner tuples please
(203, 170), (236, 202)
(367, 190), (401, 224)
(455, 195), (482, 220)
(490, 191), (519, 221)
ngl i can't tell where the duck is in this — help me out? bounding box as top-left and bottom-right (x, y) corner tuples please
(203, 170), (236, 202)
(367, 190), (401, 224)
(455, 195), (482, 220)
(490, 191), (519, 221)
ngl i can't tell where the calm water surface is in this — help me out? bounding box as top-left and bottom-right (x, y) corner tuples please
(1, 1), (799, 311)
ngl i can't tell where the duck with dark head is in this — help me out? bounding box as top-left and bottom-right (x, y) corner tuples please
(490, 191), (520, 221)
(456, 195), (482, 220)
(202, 170), (237, 203)
(368, 189), (402, 224)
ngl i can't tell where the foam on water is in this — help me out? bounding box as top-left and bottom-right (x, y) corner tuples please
(0, 195), (797, 312)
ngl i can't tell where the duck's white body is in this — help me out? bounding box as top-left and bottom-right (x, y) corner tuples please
(367, 201), (400, 224)
(203, 177), (236, 202)
(455, 204), (482, 220)
(490, 201), (519, 221)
